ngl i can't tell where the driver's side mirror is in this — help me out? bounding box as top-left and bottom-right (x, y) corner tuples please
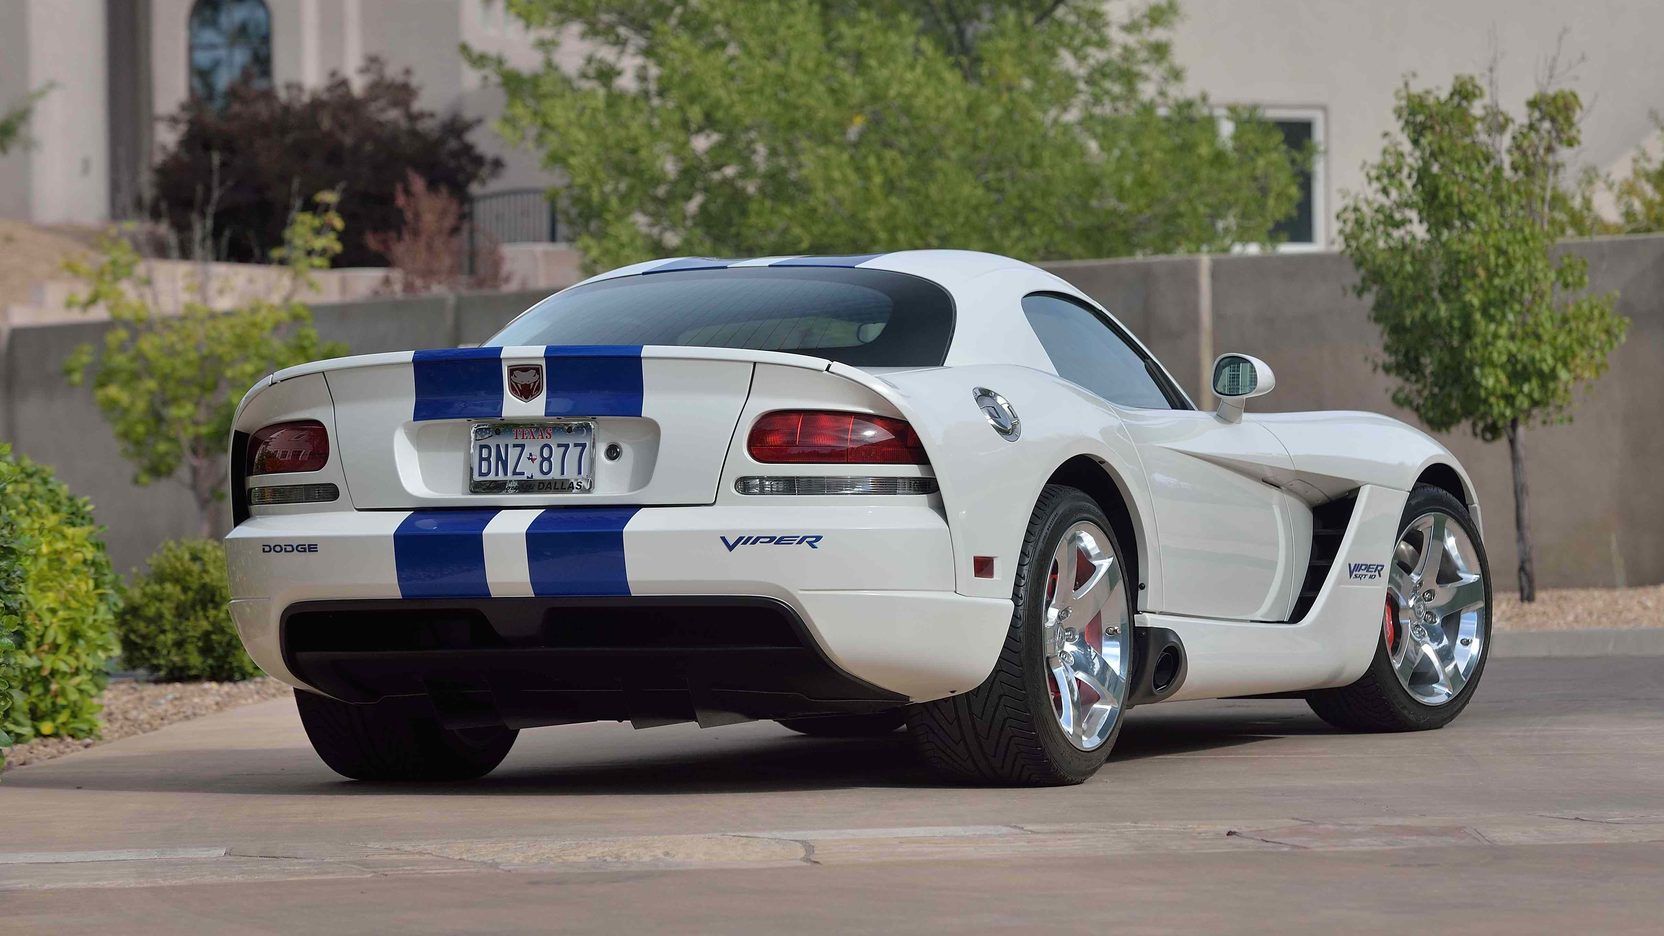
(1211, 353), (1274, 423)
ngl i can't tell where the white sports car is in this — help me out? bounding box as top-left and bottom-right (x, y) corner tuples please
(227, 250), (1492, 786)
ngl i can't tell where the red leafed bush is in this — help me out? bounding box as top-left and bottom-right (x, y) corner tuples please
(152, 58), (502, 267)
(368, 171), (506, 294)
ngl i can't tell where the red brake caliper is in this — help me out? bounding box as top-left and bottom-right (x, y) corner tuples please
(1383, 597), (1398, 652)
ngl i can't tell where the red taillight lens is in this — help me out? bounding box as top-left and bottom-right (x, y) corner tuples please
(747, 411), (929, 465)
(248, 420), (329, 475)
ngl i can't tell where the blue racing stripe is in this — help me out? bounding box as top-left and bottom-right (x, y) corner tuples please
(769, 254), (883, 268)
(394, 509), (501, 598)
(525, 506), (641, 596)
(544, 345), (644, 417)
(643, 257), (739, 274)
(413, 348), (503, 421)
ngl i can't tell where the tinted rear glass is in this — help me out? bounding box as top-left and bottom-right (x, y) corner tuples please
(486, 266), (955, 367)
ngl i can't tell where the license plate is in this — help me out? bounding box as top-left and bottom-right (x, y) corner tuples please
(469, 421), (595, 493)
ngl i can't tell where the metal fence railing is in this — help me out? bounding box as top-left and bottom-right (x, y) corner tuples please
(468, 188), (559, 246)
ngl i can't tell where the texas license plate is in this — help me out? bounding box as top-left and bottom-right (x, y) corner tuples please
(469, 421), (595, 493)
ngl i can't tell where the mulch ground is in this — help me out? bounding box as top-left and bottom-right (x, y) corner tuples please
(1493, 584), (1664, 632)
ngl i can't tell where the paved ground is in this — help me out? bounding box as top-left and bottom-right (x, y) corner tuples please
(3, 655), (1663, 934)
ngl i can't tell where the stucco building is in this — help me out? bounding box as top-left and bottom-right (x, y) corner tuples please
(0, 0), (564, 226)
(3, 0), (1662, 249)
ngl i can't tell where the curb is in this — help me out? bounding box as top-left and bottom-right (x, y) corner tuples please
(1492, 627), (1664, 659)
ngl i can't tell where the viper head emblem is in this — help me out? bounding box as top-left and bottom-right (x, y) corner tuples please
(507, 364), (544, 402)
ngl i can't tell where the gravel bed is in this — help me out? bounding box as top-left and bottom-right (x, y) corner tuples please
(1492, 584), (1664, 631)
(1, 677), (292, 772)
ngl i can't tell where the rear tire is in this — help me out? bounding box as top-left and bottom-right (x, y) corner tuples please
(907, 485), (1135, 786)
(776, 710), (906, 737)
(1306, 484), (1492, 732)
(294, 690), (518, 781)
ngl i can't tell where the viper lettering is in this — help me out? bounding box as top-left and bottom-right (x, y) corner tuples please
(721, 534), (824, 552)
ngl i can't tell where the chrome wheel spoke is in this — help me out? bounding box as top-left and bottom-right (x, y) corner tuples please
(1413, 514), (1446, 584)
(1418, 636), (1455, 699)
(1394, 638), (1421, 683)
(1388, 563), (1415, 604)
(1070, 557), (1117, 626)
(1436, 573), (1486, 616)
(1048, 658), (1077, 736)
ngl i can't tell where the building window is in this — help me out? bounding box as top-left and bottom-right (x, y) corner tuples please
(189, 0), (273, 109)
(1217, 107), (1325, 251)
(1264, 110), (1323, 249)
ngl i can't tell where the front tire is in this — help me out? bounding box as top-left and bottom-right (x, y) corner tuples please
(294, 690), (518, 781)
(908, 485), (1135, 786)
(1306, 484), (1492, 732)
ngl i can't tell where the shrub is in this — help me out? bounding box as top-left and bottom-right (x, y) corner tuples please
(368, 171), (506, 294)
(0, 451), (27, 765)
(117, 540), (259, 682)
(0, 446), (120, 744)
(152, 58), (502, 267)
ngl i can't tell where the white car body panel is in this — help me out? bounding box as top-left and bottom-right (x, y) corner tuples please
(227, 250), (1481, 718)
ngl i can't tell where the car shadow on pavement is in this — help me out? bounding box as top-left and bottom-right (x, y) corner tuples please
(2, 703), (1333, 797)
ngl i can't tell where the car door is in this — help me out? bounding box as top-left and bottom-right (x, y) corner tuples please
(1021, 293), (1303, 621)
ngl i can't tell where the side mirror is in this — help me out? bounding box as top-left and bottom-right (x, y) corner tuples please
(1211, 353), (1274, 423)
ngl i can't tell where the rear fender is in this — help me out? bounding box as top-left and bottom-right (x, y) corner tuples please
(829, 362), (1161, 606)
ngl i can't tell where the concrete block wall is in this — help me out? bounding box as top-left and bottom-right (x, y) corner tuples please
(3, 238), (1661, 589)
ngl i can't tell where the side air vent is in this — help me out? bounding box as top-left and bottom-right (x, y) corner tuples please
(1290, 492), (1358, 622)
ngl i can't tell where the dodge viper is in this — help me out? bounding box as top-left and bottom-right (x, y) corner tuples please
(226, 250), (1492, 785)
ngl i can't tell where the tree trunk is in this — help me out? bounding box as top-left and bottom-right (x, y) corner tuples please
(1505, 419), (1536, 602)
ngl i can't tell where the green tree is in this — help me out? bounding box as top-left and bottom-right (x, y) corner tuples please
(0, 85), (51, 155)
(470, 0), (1305, 272)
(1338, 75), (1628, 600)
(64, 194), (350, 538)
(1601, 116), (1664, 234)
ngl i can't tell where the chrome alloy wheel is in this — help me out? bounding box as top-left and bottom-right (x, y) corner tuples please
(1385, 510), (1488, 706)
(1041, 521), (1131, 751)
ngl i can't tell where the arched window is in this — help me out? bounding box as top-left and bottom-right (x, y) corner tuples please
(188, 0), (272, 108)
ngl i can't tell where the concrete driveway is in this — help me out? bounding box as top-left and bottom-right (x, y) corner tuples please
(3, 655), (1663, 934)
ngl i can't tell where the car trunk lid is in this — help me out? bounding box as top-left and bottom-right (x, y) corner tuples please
(315, 345), (830, 508)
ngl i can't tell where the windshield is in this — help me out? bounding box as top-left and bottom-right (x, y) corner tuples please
(486, 266), (955, 367)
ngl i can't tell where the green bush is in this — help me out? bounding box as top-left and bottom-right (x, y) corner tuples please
(117, 539), (259, 682)
(0, 451), (28, 766)
(0, 445), (120, 745)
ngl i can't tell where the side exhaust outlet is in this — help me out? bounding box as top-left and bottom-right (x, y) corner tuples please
(1127, 626), (1187, 706)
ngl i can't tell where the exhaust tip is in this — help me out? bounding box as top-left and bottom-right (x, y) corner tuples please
(1151, 646), (1181, 694)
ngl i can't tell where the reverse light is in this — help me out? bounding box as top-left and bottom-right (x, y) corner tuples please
(248, 483), (340, 506)
(248, 420), (330, 475)
(747, 411), (929, 465)
(734, 476), (938, 496)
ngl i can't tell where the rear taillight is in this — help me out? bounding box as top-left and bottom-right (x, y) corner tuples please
(248, 420), (329, 475)
(747, 411), (929, 465)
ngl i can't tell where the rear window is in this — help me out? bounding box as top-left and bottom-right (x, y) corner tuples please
(486, 266), (955, 367)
